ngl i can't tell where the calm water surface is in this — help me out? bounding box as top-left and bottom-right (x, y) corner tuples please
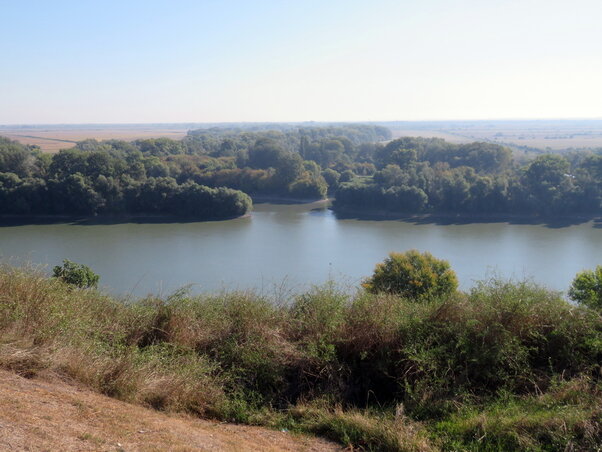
(1, 202), (601, 297)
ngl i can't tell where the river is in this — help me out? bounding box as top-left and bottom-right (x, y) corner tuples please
(1, 201), (600, 297)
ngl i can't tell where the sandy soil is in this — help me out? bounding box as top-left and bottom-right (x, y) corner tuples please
(0, 370), (341, 452)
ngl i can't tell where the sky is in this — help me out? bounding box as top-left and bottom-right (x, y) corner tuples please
(1, 0), (602, 124)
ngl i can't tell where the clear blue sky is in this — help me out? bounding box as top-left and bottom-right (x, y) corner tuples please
(1, 0), (601, 124)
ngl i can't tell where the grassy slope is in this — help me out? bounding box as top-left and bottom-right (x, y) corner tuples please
(0, 266), (601, 451)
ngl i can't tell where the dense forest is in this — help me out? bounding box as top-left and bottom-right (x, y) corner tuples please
(1, 123), (601, 218)
(0, 125), (390, 217)
(334, 137), (602, 216)
(0, 136), (252, 219)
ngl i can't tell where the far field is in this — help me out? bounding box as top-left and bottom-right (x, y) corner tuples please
(0, 124), (190, 152)
(4, 120), (602, 153)
(385, 119), (602, 152)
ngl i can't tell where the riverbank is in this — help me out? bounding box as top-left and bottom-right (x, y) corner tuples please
(252, 195), (331, 205)
(1, 265), (600, 451)
(331, 206), (601, 226)
(0, 211), (251, 226)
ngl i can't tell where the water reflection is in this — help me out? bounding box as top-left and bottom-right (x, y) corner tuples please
(0, 203), (600, 297)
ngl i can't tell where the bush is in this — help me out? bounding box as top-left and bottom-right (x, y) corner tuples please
(363, 250), (458, 300)
(52, 259), (100, 289)
(2, 265), (602, 451)
(569, 266), (602, 310)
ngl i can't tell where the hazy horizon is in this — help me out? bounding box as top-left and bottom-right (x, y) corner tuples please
(4, 118), (602, 127)
(2, 0), (602, 124)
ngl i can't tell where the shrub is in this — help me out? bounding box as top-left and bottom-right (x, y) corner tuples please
(1, 265), (602, 451)
(363, 250), (458, 300)
(569, 266), (602, 310)
(52, 259), (100, 289)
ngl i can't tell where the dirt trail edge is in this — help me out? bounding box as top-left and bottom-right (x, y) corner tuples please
(0, 370), (342, 452)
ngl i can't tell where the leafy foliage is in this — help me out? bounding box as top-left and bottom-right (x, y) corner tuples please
(569, 265), (602, 310)
(3, 126), (602, 217)
(363, 250), (458, 300)
(0, 138), (252, 219)
(52, 259), (100, 288)
(335, 137), (602, 216)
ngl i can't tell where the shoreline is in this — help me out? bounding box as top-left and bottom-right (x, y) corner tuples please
(0, 212), (251, 226)
(330, 206), (601, 224)
(1, 202), (599, 226)
(251, 195), (331, 205)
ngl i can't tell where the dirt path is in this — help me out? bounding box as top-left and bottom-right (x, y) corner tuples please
(0, 370), (342, 451)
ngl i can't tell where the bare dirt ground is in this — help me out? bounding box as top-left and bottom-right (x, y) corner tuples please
(0, 370), (341, 452)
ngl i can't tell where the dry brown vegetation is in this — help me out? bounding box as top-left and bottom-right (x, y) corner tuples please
(0, 265), (601, 451)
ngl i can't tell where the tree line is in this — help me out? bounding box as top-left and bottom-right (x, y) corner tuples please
(334, 136), (602, 216)
(0, 137), (251, 219)
(1, 125), (601, 218)
(0, 124), (390, 219)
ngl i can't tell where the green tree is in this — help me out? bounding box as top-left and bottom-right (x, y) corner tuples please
(49, 173), (104, 214)
(0, 137), (33, 176)
(363, 250), (458, 300)
(339, 170), (355, 183)
(321, 168), (340, 192)
(526, 154), (570, 187)
(288, 172), (327, 199)
(273, 151), (303, 186)
(569, 266), (602, 310)
(52, 259), (100, 289)
(248, 138), (286, 169)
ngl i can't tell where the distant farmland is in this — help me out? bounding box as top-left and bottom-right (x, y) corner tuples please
(385, 119), (602, 152)
(4, 120), (602, 153)
(0, 125), (189, 152)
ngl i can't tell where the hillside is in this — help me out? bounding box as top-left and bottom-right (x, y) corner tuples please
(0, 369), (340, 452)
(1, 265), (601, 451)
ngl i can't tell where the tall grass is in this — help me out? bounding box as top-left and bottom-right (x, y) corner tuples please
(0, 264), (601, 451)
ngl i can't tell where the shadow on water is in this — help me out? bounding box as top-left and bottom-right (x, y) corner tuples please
(252, 197), (331, 206)
(331, 209), (599, 229)
(0, 214), (250, 227)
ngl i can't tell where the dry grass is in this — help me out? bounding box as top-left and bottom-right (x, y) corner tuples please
(1, 265), (601, 451)
(289, 404), (436, 452)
